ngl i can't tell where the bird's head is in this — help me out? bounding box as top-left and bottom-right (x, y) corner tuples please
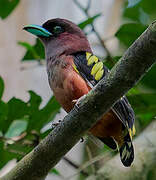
(23, 18), (92, 59)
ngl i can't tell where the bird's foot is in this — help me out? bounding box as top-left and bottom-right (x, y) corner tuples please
(51, 120), (62, 130)
(80, 137), (84, 143)
(72, 94), (87, 109)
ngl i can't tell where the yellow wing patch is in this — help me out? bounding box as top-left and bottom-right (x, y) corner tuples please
(86, 52), (98, 65)
(129, 125), (136, 139)
(86, 52), (92, 60)
(87, 56), (98, 65)
(95, 69), (104, 81)
(132, 125), (136, 135)
(86, 52), (104, 81)
(91, 62), (104, 80)
(72, 64), (79, 74)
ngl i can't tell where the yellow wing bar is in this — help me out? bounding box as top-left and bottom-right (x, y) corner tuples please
(86, 52), (104, 81)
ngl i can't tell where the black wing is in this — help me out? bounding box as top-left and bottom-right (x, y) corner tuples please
(73, 52), (135, 133)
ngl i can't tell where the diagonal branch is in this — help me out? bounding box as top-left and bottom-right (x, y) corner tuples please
(1, 22), (156, 180)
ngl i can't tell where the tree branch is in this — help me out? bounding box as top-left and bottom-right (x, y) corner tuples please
(1, 22), (156, 180)
(86, 120), (156, 180)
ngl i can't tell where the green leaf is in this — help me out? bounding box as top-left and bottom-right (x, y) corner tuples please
(141, 0), (156, 15)
(128, 93), (156, 114)
(0, 76), (4, 100)
(128, 92), (156, 128)
(138, 113), (154, 125)
(135, 111), (154, 129)
(5, 98), (29, 133)
(7, 143), (33, 157)
(127, 87), (140, 96)
(50, 168), (61, 176)
(19, 39), (45, 61)
(115, 23), (147, 47)
(5, 119), (28, 138)
(0, 101), (8, 132)
(28, 91), (42, 111)
(141, 65), (156, 90)
(0, 0), (20, 19)
(127, 0), (142, 8)
(26, 91), (42, 131)
(18, 41), (41, 60)
(0, 142), (21, 169)
(139, 8), (149, 25)
(5, 91), (60, 133)
(39, 96), (60, 127)
(123, 6), (149, 25)
(124, 0), (156, 22)
(78, 13), (101, 29)
(27, 95), (60, 132)
(124, 5), (140, 22)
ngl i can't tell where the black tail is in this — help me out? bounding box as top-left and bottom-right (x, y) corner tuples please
(98, 137), (117, 150)
(119, 133), (134, 167)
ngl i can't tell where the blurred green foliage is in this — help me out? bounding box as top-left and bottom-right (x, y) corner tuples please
(0, 0), (19, 19)
(115, 0), (156, 135)
(0, 0), (156, 178)
(115, 23), (147, 47)
(78, 13), (101, 29)
(0, 77), (61, 173)
(18, 39), (45, 61)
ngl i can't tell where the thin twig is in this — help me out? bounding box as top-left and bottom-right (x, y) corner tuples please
(74, 0), (85, 11)
(86, 0), (91, 12)
(65, 152), (111, 180)
(74, 0), (114, 64)
(86, 145), (96, 174)
(63, 157), (89, 177)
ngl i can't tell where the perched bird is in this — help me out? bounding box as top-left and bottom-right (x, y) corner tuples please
(24, 18), (135, 167)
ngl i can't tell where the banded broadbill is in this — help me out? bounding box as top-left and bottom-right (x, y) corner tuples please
(24, 18), (135, 167)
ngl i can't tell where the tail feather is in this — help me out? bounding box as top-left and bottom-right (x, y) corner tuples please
(119, 133), (134, 167)
(98, 137), (117, 150)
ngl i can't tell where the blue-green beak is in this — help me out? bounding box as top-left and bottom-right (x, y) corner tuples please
(23, 24), (52, 37)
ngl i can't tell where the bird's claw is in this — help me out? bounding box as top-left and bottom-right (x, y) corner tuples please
(80, 137), (84, 143)
(51, 120), (62, 130)
(72, 95), (87, 110)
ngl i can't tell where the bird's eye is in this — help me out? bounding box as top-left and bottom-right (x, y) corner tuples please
(53, 26), (64, 34)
